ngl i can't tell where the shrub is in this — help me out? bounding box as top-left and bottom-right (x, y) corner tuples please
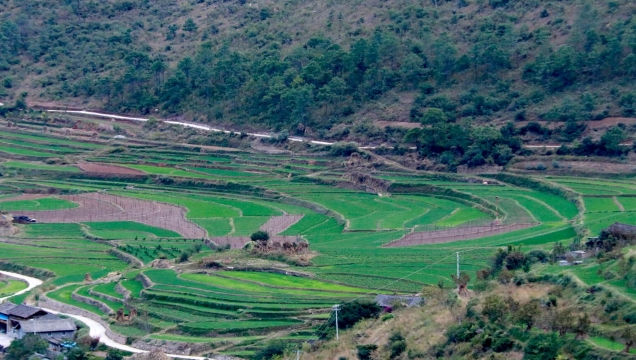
(356, 345), (378, 360)
(254, 340), (287, 360)
(524, 333), (560, 360)
(250, 230), (270, 242)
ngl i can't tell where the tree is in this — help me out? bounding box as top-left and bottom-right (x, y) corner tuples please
(552, 309), (573, 336)
(482, 294), (508, 323)
(254, 340), (287, 360)
(250, 230), (270, 243)
(183, 18), (198, 33)
(5, 334), (48, 360)
(386, 332), (407, 359)
(574, 313), (591, 339)
(450, 271), (470, 296)
(166, 24), (179, 40)
(420, 108), (447, 124)
(66, 348), (89, 360)
(620, 326), (636, 354)
(106, 349), (124, 360)
(357, 344), (378, 360)
(515, 300), (540, 331)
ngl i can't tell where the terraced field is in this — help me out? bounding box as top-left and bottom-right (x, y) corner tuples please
(0, 124), (634, 356)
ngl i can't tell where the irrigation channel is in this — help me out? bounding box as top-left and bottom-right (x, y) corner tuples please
(0, 271), (213, 359)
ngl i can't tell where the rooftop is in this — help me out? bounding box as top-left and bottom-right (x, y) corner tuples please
(19, 316), (76, 333)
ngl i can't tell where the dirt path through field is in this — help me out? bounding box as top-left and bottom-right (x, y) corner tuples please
(17, 193), (207, 239)
(613, 196), (625, 212)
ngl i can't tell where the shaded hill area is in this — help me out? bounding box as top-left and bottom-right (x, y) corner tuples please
(1, 0), (636, 168)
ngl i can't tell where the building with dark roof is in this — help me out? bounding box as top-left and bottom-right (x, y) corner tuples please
(0, 302), (51, 335)
(17, 315), (76, 340)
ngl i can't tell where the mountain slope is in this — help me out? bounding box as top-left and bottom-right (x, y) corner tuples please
(1, 0), (636, 144)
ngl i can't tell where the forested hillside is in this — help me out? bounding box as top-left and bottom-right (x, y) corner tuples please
(1, 0), (636, 148)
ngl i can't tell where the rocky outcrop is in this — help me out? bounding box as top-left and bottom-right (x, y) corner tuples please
(130, 339), (214, 356)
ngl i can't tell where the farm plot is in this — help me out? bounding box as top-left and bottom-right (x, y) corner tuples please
(584, 197), (622, 213)
(83, 221), (182, 239)
(0, 144), (58, 157)
(1, 161), (81, 172)
(116, 238), (210, 263)
(15, 193), (206, 239)
(138, 269), (371, 336)
(298, 192), (484, 231)
(78, 162), (146, 175)
(0, 234), (127, 286)
(0, 279), (28, 297)
(0, 197), (79, 211)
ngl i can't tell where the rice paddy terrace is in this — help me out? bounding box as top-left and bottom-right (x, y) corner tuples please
(0, 119), (634, 357)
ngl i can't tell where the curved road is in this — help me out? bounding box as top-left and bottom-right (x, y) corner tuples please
(0, 271), (209, 359)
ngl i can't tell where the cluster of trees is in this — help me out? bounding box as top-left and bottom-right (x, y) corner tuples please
(403, 122), (523, 170)
(4, 334), (126, 360)
(2, 0), (636, 150)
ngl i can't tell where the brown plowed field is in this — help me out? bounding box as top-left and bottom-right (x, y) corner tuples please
(383, 223), (536, 247)
(78, 162), (145, 176)
(18, 193), (206, 239)
(260, 215), (304, 235)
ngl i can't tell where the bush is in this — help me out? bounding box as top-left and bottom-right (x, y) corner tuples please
(356, 345), (378, 360)
(250, 230), (270, 242)
(254, 340), (287, 360)
(524, 333), (560, 360)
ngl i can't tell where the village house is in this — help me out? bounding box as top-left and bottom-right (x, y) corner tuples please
(0, 303), (76, 340)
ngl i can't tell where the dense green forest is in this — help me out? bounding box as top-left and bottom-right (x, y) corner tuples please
(1, 0), (636, 167)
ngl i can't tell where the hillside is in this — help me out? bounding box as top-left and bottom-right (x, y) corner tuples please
(1, 0), (636, 135)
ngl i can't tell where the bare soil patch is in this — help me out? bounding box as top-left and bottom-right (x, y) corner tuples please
(78, 162), (145, 176)
(586, 117), (636, 129)
(18, 193), (206, 239)
(383, 223), (535, 247)
(373, 121), (422, 129)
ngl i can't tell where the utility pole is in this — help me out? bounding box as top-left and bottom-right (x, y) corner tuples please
(333, 304), (341, 340)
(296, 349), (301, 360)
(456, 252), (460, 279)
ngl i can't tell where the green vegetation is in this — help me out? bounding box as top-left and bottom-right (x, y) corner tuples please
(0, 279), (27, 297)
(0, 197), (78, 211)
(83, 221), (181, 239)
(0, 121), (634, 353)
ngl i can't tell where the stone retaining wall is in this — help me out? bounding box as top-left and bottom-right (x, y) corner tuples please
(89, 289), (125, 305)
(108, 249), (144, 268)
(71, 292), (114, 315)
(115, 282), (132, 301)
(136, 273), (155, 288)
(38, 295), (127, 344)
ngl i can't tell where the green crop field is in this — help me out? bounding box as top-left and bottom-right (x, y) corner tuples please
(1, 161), (81, 172)
(0, 279), (28, 297)
(83, 221), (182, 239)
(0, 197), (79, 211)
